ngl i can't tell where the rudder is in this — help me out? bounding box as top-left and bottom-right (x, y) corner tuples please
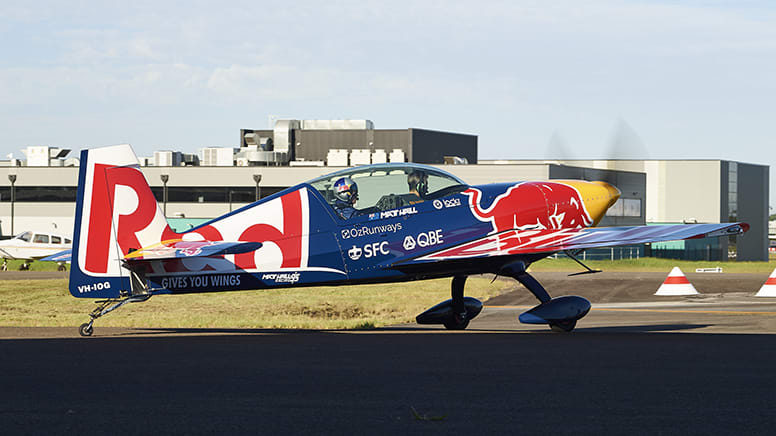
(69, 144), (174, 298)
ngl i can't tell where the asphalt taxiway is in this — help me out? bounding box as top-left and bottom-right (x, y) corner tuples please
(2, 271), (776, 434)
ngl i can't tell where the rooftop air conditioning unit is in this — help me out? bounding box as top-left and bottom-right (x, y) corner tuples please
(371, 149), (387, 164)
(389, 149), (405, 163)
(327, 149), (349, 166)
(350, 149), (371, 166)
(443, 156), (468, 165)
(244, 133), (260, 145)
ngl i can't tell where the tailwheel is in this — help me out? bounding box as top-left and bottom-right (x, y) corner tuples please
(549, 320), (577, 333)
(77, 295), (151, 338)
(79, 322), (94, 337)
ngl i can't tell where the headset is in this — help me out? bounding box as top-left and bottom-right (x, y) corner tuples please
(408, 171), (428, 196)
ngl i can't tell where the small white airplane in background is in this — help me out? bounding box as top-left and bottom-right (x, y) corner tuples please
(0, 231), (73, 271)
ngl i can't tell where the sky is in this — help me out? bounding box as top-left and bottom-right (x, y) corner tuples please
(1, 1), (775, 210)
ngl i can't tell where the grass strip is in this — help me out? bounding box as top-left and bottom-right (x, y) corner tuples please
(0, 278), (510, 330)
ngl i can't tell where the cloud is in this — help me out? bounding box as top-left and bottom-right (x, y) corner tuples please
(1, 1), (775, 165)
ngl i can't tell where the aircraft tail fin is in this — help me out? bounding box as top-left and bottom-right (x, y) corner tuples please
(70, 144), (176, 298)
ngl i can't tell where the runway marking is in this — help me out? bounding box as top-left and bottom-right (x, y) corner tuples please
(593, 308), (776, 316)
(486, 305), (776, 316)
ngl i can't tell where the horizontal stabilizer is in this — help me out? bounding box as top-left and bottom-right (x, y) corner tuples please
(124, 240), (263, 261)
(41, 249), (73, 262)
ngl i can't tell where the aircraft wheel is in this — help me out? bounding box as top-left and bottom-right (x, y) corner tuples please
(79, 323), (93, 337)
(443, 315), (470, 330)
(58, 264), (67, 272)
(549, 320), (576, 333)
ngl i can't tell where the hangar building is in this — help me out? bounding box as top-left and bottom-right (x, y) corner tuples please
(238, 119), (478, 166)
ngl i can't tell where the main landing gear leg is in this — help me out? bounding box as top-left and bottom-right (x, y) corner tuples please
(500, 261), (590, 333)
(79, 295), (151, 337)
(512, 270), (551, 304)
(445, 275), (469, 330)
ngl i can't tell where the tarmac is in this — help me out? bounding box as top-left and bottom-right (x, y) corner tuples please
(2, 270), (776, 434)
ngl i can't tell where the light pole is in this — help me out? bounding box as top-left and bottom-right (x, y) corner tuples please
(160, 174), (169, 217)
(8, 174), (16, 236)
(253, 174), (262, 202)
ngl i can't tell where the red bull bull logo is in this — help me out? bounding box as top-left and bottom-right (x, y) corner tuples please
(418, 181), (610, 261)
(464, 182), (593, 235)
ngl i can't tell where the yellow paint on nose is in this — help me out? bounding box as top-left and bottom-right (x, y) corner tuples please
(555, 180), (621, 226)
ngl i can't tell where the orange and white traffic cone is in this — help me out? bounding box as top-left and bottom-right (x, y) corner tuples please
(655, 267), (698, 296)
(755, 268), (776, 297)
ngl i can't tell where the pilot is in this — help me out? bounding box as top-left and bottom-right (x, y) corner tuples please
(407, 171), (428, 202)
(333, 177), (359, 219)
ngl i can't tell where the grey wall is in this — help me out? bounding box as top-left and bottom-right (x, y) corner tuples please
(243, 127), (478, 165)
(410, 129), (477, 164)
(295, 130), (377, 161)
(373, 130), (411, 153)
(244, 129), (414, 163)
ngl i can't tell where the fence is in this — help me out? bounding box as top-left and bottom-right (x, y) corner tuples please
(650, 247), (724, 261)
(554, 245), (643, 261)
(553, 245), (726, 261)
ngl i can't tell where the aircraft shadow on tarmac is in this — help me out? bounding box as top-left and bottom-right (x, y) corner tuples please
(570, 323), (710, 333)
(86, 323), (710, 337)
(114, 327), (327, 336)
(340, 323), (710, 334)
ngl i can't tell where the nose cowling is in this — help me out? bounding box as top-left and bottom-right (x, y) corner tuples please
(591, 181), (622, 208)
(585, 181), (621, 225)
(554, 180), (621, 227)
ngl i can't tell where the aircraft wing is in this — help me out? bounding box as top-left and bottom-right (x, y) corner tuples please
(414, 222), (749, 262)
(41, 249), (73, 262)
(124, 240), (263, 261)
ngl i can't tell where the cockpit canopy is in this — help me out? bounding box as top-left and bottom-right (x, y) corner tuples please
(308, 163), (468, 218)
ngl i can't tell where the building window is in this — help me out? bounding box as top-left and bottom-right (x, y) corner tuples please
(0, 186), (77, 202)
(728, 162), (738, 258)
(605, 198), (641, 217)
(150, 187), (285, 203)
(0, 186), (285, 203)
(728, 162), (737, 222)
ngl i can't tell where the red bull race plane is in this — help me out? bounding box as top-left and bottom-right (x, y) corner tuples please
(69, 144), (748, 336)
